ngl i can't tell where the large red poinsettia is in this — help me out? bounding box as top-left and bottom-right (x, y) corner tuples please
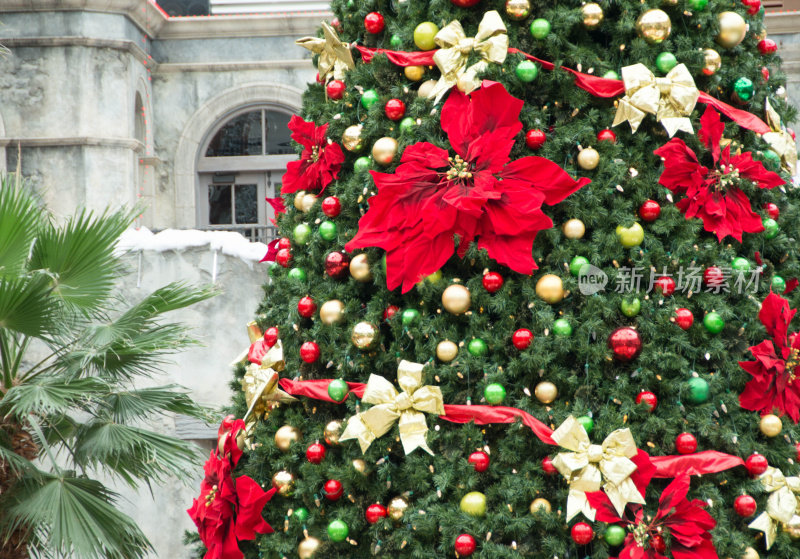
(344, 82), (590, 293)
(281, 115), (344, 195)
(739, 291), (800, 422)
(653, 106), (783, 242)
(587, 475), (718, 559)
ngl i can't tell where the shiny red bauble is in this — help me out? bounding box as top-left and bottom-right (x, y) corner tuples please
(608, 327), (643, 362)
(745, 453), (769, 476)
(276, 248), (292, 268)
(758, 38), (778, 55)
(734, 494), (757, 517)
(525, 129), (546, 150)
(597, 128), (617, 143)
(297, 296), (317, 318)
(542, 456), (558, 475)
(636, 391), (658, 412)
(365, 503), (387, 524)
(323, 479), (343, 501)
(512, 328), (534, 350)
(454, 534), (477, 556)
(326, 79), (346, 100)
(571, 522), (594, 545)
(385, 98), (406, 121)
(483, 271), (504, 293)
(306, 442), (326, 464)
(675, 433), (697, 454)
(364, 12), (385, 34)
(639, 200), (661, 222)
(325, 251), (350, 279)
(450, 0), (482, 6)
(742, 0), (762, 15)
(321, 196), (341, 217)
(277, 237), (292, 250)
(384, 305), (399, 321)
(654, 276), (676, 296)
(674, 308), (694, 330)
(650, 534), (666, 553)
(761, 66), (770, 82)
(467, 451), (490, 472)
(764, 202), (780, 220)
(264, 326), (279, 347)
(300, 341), (320, 363)
(703, 266), (724, 287)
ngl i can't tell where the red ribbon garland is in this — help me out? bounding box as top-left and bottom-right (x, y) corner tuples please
(355, 45), (772, 135)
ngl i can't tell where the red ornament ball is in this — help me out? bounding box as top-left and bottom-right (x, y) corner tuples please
(571, 522), (594, 545)
(674, 308), (694, 330)
(542, 456), (558, 475)
(306, 442), (326, 464)
(654, 276), (675, 296)
(734, 495), (757, 517)
(300, 341), (320, 363)
(758, 38), (778, 55)
(650, 534), (666, 553)
(597, 129), (617, 143)
(364, 12), (384, 34)
(264, 326), (279, 347)
(483, 271), (504, 293)
(326, 79), (346, 100)
(467, 451), (490, 473)
(745, 453), (769, 476)
(384, 305), (399, 321)
(325, 251), (350, 279)
(321, 196), (342, 217)
(703, 266), (724, 287)
(385, 98), (406, 121)
(365, 503), (387, 524)
(276, 248), (292, 268)
(277, 237), (292, 250)
(512, 328), (534, 350)
(297, 296), (317, 318)
(608, 327), (642, 362)
(636, 391), (658, 412)
(525, 129), (546, 150)
(323, 479), (343, 501)
(764, 202), (780, 220)
(638, 200), (661, 222)
(450, 0), (482, 6)
(315, 72), (323, 84)
(742, 0), (762, 14)
(330, 17), (342, 32)
(454, 534), (477, 556)
(675, 433), (697, 454)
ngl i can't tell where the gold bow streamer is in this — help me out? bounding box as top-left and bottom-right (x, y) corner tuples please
(763, 99), (798, 173)
(612, 63), (699, 137)
(241, 341), (296, 422)
(551, 416), (645, 522)
(427, 10), (509, 104)
(339, 360), (444, 455)
(296, 22), (355, 83)
(749, 467), (800, 549)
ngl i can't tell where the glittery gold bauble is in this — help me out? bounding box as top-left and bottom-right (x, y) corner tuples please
(529, 498), (552, 514)
(581, 3), (604, 29)
(349, 253), (372, 282)
(352, 458), (368, 474)
(442, 284), (471, 315)
(562, 218), (586, 239)
(372, 137), (398, 166)
(577, 147), (600, 170)
(436, 340), (459, 362)
(702, 48), (722, 76)
(636, 9), (671, 44)
(342, 124), (363, 152)
(534, 381), (558, 404)
(275, 425), (301, 452)
(271, 470), (295, 496)
(294, 190), (308, 211)
(387, 496), (409, 521)
(783, 517), (800, 540)
(404, 65), (425, 81)
(716, 12), (747, 49)
(319, 299), (345, 325)
(300, 193), (316, 212)
(418, 79), (438, 98)
(505, 0), (531, 20)
(324, 420), (343, 445)
(351, 321), (378, 349)
(760, 414), (782, 437)
(298, 536), (322, 559)
(535, 274), (565, 304)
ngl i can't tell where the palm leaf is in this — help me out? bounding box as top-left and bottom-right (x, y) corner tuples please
(0, 377), (108, 417)
(101, 385), (207, 423)
(0, 177), (44, 277)
(0, 273), (56, 336)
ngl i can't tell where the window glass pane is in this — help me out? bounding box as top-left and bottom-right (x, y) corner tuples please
(234, 184), (258, 224)
(265, 111), (293, 155)
(205, 111), (263, 156)
(208, 184), (232, 224)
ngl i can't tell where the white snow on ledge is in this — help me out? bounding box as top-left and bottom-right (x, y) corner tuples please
(116, 227), (269, 263)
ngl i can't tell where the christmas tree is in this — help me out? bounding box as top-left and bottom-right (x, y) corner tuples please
(188, 0), (800, 558)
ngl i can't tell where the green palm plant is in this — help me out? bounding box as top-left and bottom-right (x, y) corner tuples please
(0, 173), (218, 559)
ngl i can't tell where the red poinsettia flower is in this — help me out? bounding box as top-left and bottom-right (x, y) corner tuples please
(739, 291), (800, 422)
(653, 106), (783, 242)
(345, 82), (589, 292)
(281, 115), (344, 195)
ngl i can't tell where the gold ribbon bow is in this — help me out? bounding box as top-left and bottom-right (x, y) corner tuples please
(340, 360), (445, 455)
(612, 63), (699, 137)
(427, 10), (509, 104)
(296, 22), (355, 83)
(551, 416), (645, 522)
(749, 467), (800, 549)
(241, 340), (296, 422)
(763, 99), (798, 173)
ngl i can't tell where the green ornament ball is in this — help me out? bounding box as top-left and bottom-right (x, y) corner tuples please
(762, 150), (781, 171)
(401, 308), (420, 326)
(399, 117), (417, 133)
(686, 377), (710, 404)
(553, 318), (573, 337)
(577, 415), (594, 435)
(268, 262), (280, 278)
(327, 379), (349, 403)
(354, 156), (371, 172)
(287, 268), (307, 282)
(772, 275), (786, 293)
(361, 89), (379, 109)
(732, 77), (754, 103)
(703, 312), (725, 334)
(389, 34), (403, 49)
(413, 22), (439, 51)
(731, 257), (751, 272)
(293, 223), (312, 245)
(604, 524), (627, 546)
(569, 256), (591, 277)
(468, 338), (488, 357)
(687, 0), (708, 10)
(460, 491), (487, 517)
(294, 507), (309, 523)
(616, 222), (645, 248)
(515, 60), (539, 82)
(319, 221), (338, 241)
(655, 52), (678, 74)
(603, 70), (620, 80)
(484, 383), (506, 405)
(620, 298), (641, 317)
(530, 18), (551, 39)
(327, 519), (349, 542)
(762, 217), (779, 239)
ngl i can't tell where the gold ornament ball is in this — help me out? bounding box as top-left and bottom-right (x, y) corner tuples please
(293, 190), (308, 211)
(342, 124), (363, 152)
(577, 147), (600, 170)
(271, 470), (295, 496)
(300, 192), (317, 212)
(387, 496), (409, 521)
(436, 340), (459, 362)
(661, 0), (678, 5)
(351, 321), (378, 349)
(783, 517), (800, 540)
(741, 548), (759, 559)
(372, 137), (398, 166)
(702, 48), (722, 76)
(760, 414), (783, 437)
(534, 381), (558, 404)
(562, 218), (586, 239)
(418, 79), (438, 98)
(275, 425), (301, 452)
(581, 3), (604, 29)
(535, 274), (565, 304)
(716, 12), (747, 49)
(352, 458), (368, 475)
(529, 498), (552, 514)
(349, 253), (372, 282)
(324, 419), (343, 445)
(505, 0), (531, 20)
(319, 299), (345, 325)
(442, 284), (471, 315)
(298, 536), (322, 559)
(776, 86), (788, 100)
(636, 9), (672, 44)
(404, 65), (425, 81)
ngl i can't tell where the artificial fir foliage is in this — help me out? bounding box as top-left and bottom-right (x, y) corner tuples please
(189, 0), (800, 557)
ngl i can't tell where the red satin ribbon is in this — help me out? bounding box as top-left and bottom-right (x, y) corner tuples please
(650, 451), (745, 478)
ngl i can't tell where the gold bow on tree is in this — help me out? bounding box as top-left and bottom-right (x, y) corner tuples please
(427, 10), (509, 104)
(612, 63), (699, 137)
(241, 340), (296, 422)
(749, 467), (800, 549)
(763, 99), (798, 173)
(297, 22), (355, 83)
(340, 360), (444, 455)
(551, 416), (645, 522)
